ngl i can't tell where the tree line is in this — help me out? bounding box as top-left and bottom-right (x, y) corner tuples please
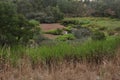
(2, 0), (120, 22)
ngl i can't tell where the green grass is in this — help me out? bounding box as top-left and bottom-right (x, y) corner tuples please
(63, 17), (120, 30)
(0, 36), (120, 65)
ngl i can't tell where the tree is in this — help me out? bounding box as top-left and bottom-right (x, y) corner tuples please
(0, 1), (41, 45)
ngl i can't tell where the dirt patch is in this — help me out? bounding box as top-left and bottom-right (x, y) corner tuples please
(40, 23), (64, 32)
(40, 23), (65, 39)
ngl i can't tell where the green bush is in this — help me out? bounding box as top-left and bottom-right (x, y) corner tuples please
(56, 34), (75, 41)
(79, 20), (90, 25)
(29, 19), (40, 27)
(72, 27), (91, 39)
(0, 1), (41, 45)
(26, 6), (64, 23)
(45, 28), (63, 35)
(61, 19), (79, 26)
(91, 31), (106, 40)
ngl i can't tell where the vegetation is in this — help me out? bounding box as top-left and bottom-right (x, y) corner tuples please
(0, 1), (41, 45)
(45, 28), (63, 35)
(62, 17), (120, 35)
(92, 31), (106, 40)
(56, 34), (75, 41)
(1, 0), (120, 80)
(0, 36), (119, 65)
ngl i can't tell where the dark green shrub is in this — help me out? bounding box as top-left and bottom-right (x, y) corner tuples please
(92, 31), (106, 40)
(98, 27), (107, 31)
(27, 12), (47, 23)
(72, 27), (91, 39)
(26, 6), (64, 23)
(44, 16), (55, 23)
(56, 34), (75, 41)
(61, 19), (79, 26)
(0, 1), (41, 45)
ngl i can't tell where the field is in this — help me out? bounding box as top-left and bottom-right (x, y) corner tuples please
(1, 17), (120, 80)
(0, 36), (120, 80)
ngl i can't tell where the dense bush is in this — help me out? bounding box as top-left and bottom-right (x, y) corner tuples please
(56, 34), (75, 41)
(29, 19), (40, 27)
(92, 31), (106, 40)
(26, 6), (64, 23)
(0, 1), (41, 45)
(72, 27), (91, 39)
(61, 19), (79, 26)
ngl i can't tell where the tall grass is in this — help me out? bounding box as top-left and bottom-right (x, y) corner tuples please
(1, 36), (120, 66)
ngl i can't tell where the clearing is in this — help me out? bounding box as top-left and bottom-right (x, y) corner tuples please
(40, 23), (65, 39)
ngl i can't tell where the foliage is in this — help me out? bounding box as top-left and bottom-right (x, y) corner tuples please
(3, 0), (120, 20)
(0, 1), (41, 45)
(29, 19), (40, 27)
(72, 28), (91, 39)
(56, 34), (75, 41)
(1, 36), (120, 65)
(61, 19), (79, 26)
(92, 31), (106, 40)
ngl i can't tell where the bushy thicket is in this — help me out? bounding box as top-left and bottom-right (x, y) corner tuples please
(0, 1), (41, 45)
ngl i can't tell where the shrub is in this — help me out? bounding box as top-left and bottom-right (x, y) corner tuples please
(56, 34), (75, 41)
(45, 28), (63, 35)
(26, 6), (64, 23)
(27, 12), (47, 23)
(61, 19), (79, 26)
(0, 1), (41, 45)
(98, 26), (107, 31)
(29, 19), (40, 27)
(91, 31), (106, 40)
(79, 20), (90, 25)
(72, 27), (91, 39)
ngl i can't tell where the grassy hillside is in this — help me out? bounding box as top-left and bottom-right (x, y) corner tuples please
(1, 17), (120, 80)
